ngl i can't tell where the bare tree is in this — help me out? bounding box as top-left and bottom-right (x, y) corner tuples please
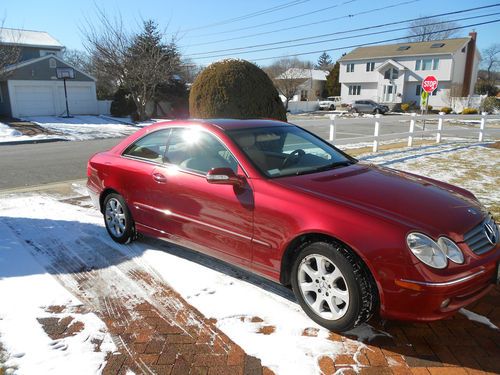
(82, 9), (180, 120)
(481, 43), (500, 84)
(406, 17), (460, 42)
(0, 20), (21, 80)
(265, 57), (311, 109)
(63, 49), (91, 72)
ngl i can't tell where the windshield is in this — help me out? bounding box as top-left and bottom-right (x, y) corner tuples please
(227, 126), (356, 178)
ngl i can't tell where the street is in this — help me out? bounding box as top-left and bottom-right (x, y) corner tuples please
(0, 138), (122, 190)
(1, 115), (499, 190)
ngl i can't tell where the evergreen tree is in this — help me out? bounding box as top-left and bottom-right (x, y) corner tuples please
(325, 62), (341, 96)
(124, 20), (180, 120)
(316, 52), (333, 70)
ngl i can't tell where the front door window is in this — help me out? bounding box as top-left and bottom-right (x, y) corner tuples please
(383, 85), (397, 102)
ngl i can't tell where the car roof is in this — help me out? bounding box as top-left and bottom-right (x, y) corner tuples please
(153, 118), (292, 131)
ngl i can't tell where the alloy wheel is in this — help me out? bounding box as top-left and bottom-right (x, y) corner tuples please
(105, 198), (127, 237)
(297, 254), (350, 320)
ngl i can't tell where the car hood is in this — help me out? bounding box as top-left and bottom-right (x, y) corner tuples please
(274, 163), (485, 237)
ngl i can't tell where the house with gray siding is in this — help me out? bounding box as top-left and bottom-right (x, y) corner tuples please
(0, 28), (98, 118)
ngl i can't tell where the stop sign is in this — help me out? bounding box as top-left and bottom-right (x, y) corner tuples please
(422, 75), (438, 93)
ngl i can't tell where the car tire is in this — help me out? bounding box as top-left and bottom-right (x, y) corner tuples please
(329, 105), (335, 110)
(103, 193), (135, 244)
(374, 108), (381, 115)
(291, 241), (377, 331)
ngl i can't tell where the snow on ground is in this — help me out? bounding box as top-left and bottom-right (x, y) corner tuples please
(460, 309), (499, 330)
(0, 116), (158, 144)
(23, 116), (147, 141)
(0, 122), (57, 144)
(0, 194), (388, 375)
(0, 218), (115, 374)
(0, 122), (21, 138)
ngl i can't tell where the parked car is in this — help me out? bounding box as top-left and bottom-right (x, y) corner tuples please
(348, 100), (389, 114)
(319, 97), (337, 111)
(87, 119), (499, 331)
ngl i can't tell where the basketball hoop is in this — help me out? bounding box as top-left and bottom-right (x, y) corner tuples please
(56, 68), (75, 117)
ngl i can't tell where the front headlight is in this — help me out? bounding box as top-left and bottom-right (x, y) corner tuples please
(406, 233), (448, 269)
(437, 237), (465, 264)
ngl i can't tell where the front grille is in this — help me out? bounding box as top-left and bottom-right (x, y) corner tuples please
(463, 214), (499, 255)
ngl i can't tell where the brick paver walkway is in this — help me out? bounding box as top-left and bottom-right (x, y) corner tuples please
(319, 285), (500, 375)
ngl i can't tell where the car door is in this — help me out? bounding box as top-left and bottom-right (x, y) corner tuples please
(119, 128), (171, 229)
(147, 127), (254, 265)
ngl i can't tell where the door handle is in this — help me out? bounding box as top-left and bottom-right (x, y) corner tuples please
(152, 172), (167, 183)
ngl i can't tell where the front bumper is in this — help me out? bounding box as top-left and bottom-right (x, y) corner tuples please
(379, 247), (500, 321)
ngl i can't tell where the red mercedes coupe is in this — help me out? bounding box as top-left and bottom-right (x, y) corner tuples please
(87, 119), (500, 331)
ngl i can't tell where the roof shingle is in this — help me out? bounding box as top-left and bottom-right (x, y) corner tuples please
(339, 38), (470, 61)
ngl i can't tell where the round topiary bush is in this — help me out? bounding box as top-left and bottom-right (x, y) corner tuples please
(189, 59), (287, 121)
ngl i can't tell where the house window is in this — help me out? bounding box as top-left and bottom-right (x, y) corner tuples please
(430, 43), (445, 48)
(346, 63), (355, 72)
(397, 46), (410, 51)
(461, 46), (466, 53)
(366, 62), (375, 72)
(416, 59), (437, 71)
(348, 85), (361, 95)
(300, 90), (308, 101)
(384, 68), (398, 80)
(40, 50), (57, 57)
(49, 58), (57, 68)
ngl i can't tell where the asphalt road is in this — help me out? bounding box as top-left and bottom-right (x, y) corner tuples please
(0, 138), (123, 190)
(1, 115), (499, 190)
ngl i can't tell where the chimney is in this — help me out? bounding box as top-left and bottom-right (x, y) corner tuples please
(461, 31), (477, 96)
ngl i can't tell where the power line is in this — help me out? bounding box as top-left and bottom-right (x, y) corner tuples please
(185, 0), (359, 38)
(186, 7), (500, 59)
(182, 0), (419, 48)
(244, 19), (500, 62)
(178, 0), (310, 33)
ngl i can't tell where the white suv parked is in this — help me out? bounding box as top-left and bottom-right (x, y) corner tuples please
(319, 97), (337, 111)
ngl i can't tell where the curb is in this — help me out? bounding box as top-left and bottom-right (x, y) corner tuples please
(0, 179), (87, 195)
(0, 138), (68, 146)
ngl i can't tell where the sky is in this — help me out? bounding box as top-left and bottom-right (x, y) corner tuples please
(2, 0), (500, 67)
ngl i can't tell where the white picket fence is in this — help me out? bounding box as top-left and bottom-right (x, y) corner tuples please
(328, 112), (493, 152)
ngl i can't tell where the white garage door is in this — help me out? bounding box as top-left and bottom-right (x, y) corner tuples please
(56, 85), (97, 115)
(9, 81), (98, 118)
(12, 85), (55, 117)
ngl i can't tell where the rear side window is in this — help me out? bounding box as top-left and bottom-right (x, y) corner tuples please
(165, 128), (238, 174)
(123, 129), (170, 163)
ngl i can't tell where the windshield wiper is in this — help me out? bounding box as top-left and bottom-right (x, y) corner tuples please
(306, 160), (354, 174)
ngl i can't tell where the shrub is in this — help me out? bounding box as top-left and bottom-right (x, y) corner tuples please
(462, 107), (478, 115)
(427, 105), (433, 111)
(189, 59), (287, 121)
(440, 107), (452, 114)
(401, 103), (410, 112)
(480, 96), (500, 113)
(110, 88), (137, 117)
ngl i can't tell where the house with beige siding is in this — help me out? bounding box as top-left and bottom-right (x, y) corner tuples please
(338, 32), (480, 109)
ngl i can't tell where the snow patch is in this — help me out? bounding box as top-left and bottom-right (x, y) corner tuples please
(460, 309), (499, 330)
(0, 218), (115, 374)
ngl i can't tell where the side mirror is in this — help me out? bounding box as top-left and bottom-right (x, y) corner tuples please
(206, 167), (242, 186)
